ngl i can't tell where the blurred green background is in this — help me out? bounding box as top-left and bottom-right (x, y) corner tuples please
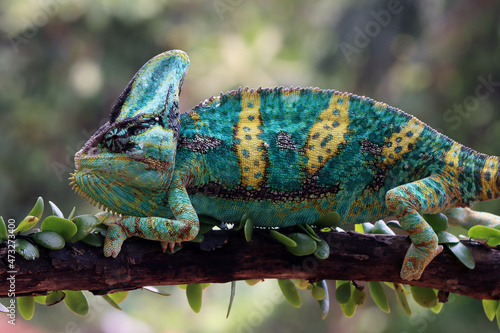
(1, 0), (500, 332)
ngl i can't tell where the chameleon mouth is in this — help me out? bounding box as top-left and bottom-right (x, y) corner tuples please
(69, 173), (118, 215)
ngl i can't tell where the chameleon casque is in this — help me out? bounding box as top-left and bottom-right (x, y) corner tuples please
(71, 50), (500, 281)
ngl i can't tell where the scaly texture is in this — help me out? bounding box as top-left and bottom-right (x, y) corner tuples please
(71, 50), (500, 280)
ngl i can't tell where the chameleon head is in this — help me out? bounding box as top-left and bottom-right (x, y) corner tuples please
(71, 50), (190, 216)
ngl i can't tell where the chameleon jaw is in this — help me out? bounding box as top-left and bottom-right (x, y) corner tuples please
(69, 173), (117, 214)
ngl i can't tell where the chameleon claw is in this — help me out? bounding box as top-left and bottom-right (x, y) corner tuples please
(160, 241), (178, 253)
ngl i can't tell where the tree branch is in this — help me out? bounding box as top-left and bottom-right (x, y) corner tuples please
(1, 229), (499, 300)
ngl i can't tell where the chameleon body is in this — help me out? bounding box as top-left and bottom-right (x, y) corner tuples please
(72, 50), (500, 281)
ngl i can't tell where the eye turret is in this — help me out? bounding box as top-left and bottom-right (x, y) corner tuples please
(102, 116), (164, 153)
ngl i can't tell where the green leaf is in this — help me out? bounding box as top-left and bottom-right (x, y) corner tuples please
(186, 284), (203, 313)
(469, 226), (500, 246)
(469, 225), (500, 239)
(300, 224), (322, 242)
(497, 302), (500, 330)
(68, 215), (100, 242)
(0, 217), (8, 242)
(245, 279), (262, 286)
(33, 296), (47, 304)
(63, 290), (89, 316)
(45, 291), (65, 306)
(369, 282), (390, 313)
(226, 281), (236, 318)
(314, 239), (330, 259)
(14, 238), (39, 260)
(28, 197), (44, 219)
(386, 220), (402, 229)
(33, 231), (65, 250)
(314, 212), (341, 228)
(446, 242), (475, 269)
(335, 281), (352, 304)
(431, 302), (443, 314)
(371, 220), (395, 235)
(315, 280), (329, 319)
(41, 216), (77, 241)
(483, 299), (499, 321)
(394, 283), (412, 316)
(270, 230), (297, 247)
(244, 218), (254, 242)
(237, 213), (249, 231)
(67, 207), (76, 220)
(49, 201), (64, 218)
(12, 216), (39, 234)
(81, 233), (104, 247)
(294, 279), (310, 289)
(311, 283), (327, 301)
(423, 213), (449, 232)
(109, 291), (128, 304)
(436, 231), (460, 244)
(410, 286), (438, 308)
(352, 287), (367, 306)
(486, 237), (500, 247)
(278, 279), (301, 308)
(362, 222), (374, 233)
(340, 297), (357, 318)
(101, 294), (122, 310)
(285, 233), (317, 256)
(17, 296), (35, 320)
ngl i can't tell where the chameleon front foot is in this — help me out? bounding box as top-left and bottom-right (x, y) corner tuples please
(96, 204), (199, 257)
(400, 243), (443, 280)
(103, 224), (128, 258)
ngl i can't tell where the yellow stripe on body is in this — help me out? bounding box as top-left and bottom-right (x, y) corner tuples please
(304, 93), (351, 175)
(382, 117), (426, 165)
(234, 91), (267, 189)
(443, 142), (462, 172)
(480, 156), (499, 199)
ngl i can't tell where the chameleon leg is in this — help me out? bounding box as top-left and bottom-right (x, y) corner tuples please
(385, 174), (457, 280)
(99, 186), (199, 258)
(444, 207), (500, 229)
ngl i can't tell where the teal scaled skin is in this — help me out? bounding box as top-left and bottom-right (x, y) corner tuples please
(72, 50), (500, 281)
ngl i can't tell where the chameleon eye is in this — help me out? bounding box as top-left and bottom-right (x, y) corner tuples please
(103, 128), (132, 153)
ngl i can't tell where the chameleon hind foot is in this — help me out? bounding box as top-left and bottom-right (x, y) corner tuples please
(400, 243), (443, 280)
(386, 174), (452, 280)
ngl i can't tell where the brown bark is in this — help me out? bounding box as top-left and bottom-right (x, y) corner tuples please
(0, 229), (499, 300)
